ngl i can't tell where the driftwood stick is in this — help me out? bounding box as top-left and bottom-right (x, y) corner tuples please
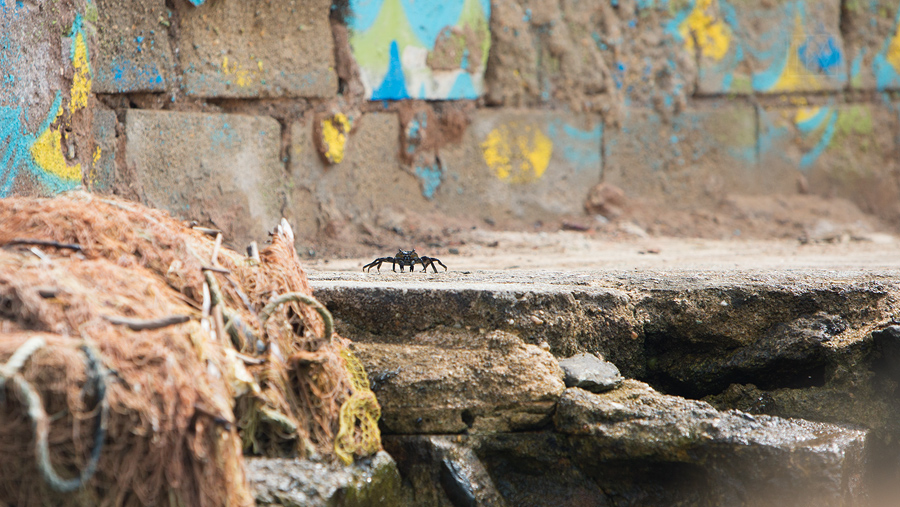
(191, 226), (222, 237)
(4, 239), (83, 251)
(102, 314), (190, 331)
(211, 233), (223, 267)
(201, 265), (230, 274)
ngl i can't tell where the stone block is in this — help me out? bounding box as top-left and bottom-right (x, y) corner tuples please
(485, 0), (694, 116)
(353, 330), (565, 434)
(93, 0), (174, 93)
(347, 0), (491, 100)
(676, 0), (847, 94)
(178, 0), (336, 98)
(289, 112), (426, 243)
(125, 110), (289, 249)
(437, 110), (602, 221)
(1, 3), (93, 197)
(88, 108), (117, 192)
(844, 0), (900, 90)
(758, 103), (900, 222)
(605, 106), (760, 206)
(555, 382), (867, 505)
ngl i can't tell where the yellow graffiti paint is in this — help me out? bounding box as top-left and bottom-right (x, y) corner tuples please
(92, 146), (102, 165)
(222, 56), (254, 87)
(481, 123), (553, 183)
(30, 106), (81, 182)
(320, 113), (351, 164)
(771, 14), (821, 91)
(793, 106), (821, 125)
(680, 0), (731, 61)
(71, 32), (91, 112)
(886, 24), (900, 72)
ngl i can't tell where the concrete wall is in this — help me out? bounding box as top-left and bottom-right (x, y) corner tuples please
(2, 0), (899, 250)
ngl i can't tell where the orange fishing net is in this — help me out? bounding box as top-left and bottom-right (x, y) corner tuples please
(0, 192), (381, 506)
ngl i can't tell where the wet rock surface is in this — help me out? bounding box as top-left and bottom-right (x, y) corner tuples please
(352, 329), (565, 434)
(309, 269), (900, 505)
(558, 352), (623, 392)
(246, 452), (410, 507)
(556, 383), (866, 505)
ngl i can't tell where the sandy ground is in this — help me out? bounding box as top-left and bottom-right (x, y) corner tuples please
(306, 229), (900, 274)
(302, 192), (900, 274)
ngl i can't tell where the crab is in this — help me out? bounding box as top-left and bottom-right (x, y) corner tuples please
(363, 249), (447, 273)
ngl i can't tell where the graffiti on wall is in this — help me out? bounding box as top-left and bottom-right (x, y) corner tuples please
(668, 0), (846, 93)
(847, 2), (900, 90)
(760, 104), (877, 170)
(347, 0), (491, 100)
(479, 119), (601, 184)
(1, 11), (91, 197)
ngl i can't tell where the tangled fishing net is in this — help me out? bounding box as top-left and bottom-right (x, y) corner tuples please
(0, 192), (381, 506)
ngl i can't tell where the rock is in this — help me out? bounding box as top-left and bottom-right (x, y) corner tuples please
(352, 329), (565, 434)
(246, 452), (410, 507)
(584, 183), (627, 218)
(555, 382), (867, 506)
(384, 436), (506, 507)
(558, 353), (622, 393)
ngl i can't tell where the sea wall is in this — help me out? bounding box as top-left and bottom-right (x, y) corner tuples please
(2, 0), (899, 249)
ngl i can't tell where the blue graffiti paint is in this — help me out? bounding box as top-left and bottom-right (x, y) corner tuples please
(850, 48), (865, 83)
(348, 0), (386, 33)
(460, 49), (470, 70)
(372, 40), (410, 100)
(400, 0), (465, 49)
(795, 107), (831, 135)
(98, 56), (165, 92)
(0, 93), (79, 197)
(547, 121), (602, 171)
(415, 164), (442, 199)
(209, 121), (238, 149)
(448, 72), (479, 99)
(188, 0), (206, 5)
(872, 8), (900, 90)
(479, 0), (491, 19)
(800, 109), (838, 169)
(406, 113), (426, 154)
(523, 8), (532, 23)
(798, 36), (841, 74)
(873, 53), (900, 90)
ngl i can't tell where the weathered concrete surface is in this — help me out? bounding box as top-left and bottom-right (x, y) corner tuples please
(843, 0), (900, 90)
(758, 104), (900, 226)
(178, 0), (337, 98)
(246, 452), (411, 507)
(353, 329), (564, 434)
(437, 110), (602, 222)
(605, 106), (762, 208)
(125, 109), (289, 248)
(289, 112), (428, 245)
(312, 267), (900, 430)
(692, 0), (847, 94)
(89, 108), (117, 192)
(484, 0), (694, 116)
(93, 0), (174, 93)
(0, 1), (95, 197)
(556, 383), (866, 507)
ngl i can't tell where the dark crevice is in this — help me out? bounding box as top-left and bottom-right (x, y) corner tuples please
(461, 409), (475, 428)
(642, 330), (831, 399)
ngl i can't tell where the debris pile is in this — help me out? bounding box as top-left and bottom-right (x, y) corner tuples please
(0, 193), (380, 506)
